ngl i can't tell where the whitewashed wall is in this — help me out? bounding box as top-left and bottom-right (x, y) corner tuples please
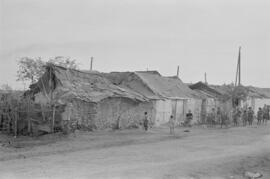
(187, 99), (203, 124)
(243, 97), (270, 113)
(154, 99), (173, 126)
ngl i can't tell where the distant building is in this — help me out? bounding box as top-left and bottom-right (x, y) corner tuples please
(189, 82), (233, 123)
(243, 86), (270, 112)
(106, 71), (202, 125)
(29, 64), (151, 130)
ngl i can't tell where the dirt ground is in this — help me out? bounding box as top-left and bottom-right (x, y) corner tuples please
(0, 125), (269, 179)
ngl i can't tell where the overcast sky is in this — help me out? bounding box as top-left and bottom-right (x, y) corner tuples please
(0, 0), (269, 89)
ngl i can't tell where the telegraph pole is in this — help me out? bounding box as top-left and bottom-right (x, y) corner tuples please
(235, 46), (241, 86)
(204, 72), (208, 84)
(233, 46), (242, 108)
(238, 46), (241, 86)
(90, 57), (93, 71)
(177, 66), (179, 77)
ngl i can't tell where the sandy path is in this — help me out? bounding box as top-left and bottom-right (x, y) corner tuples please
(0, 126), (269, 179)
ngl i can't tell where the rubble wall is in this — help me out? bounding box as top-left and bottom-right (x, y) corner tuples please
(69, 100), (98, 130)
(96, 98), (154, 129)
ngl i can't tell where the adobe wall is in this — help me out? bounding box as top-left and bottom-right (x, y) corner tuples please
(96, 98), (154, 129)
(67, 100), (98, 130)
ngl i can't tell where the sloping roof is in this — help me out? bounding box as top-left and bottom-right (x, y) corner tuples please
(246, 86), (270, 98)
(106, 71), (201, 99)
(210, 84), (234, 96)
(104, 72), (160, 99)
(136, 72), (200, 99)
(35, 64), (148, 103)
(189, 82), (223, 99)
(211, 85), (270, 99)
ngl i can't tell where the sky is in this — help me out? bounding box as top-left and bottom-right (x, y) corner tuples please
(0, 0), (269, 89)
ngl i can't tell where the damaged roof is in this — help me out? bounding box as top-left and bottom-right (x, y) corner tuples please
(34, 64), (148, 103)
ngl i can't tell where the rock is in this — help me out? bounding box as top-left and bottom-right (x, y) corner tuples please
(244, 171), (263, 179)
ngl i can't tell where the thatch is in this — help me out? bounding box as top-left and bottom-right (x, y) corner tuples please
(105, 71), (200, 100)
(246, 86), (270, 98)
(189, 82), (223, 99)
(33, 64), (148, 103)
(211, 84), (270, 99)
(136, 72), (200, 99)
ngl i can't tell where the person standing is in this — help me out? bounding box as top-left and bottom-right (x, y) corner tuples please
(220, 111), (229, 128)
(232, 108), (238, 126)
(263, 105), (269, 125)
(208, 108), (216, 127)
(185, 110), (193, 127)
(257, 107), (263, 125)
(169, 115), (175, 135)
(242, 110), (248, 126)
(237, 108), (242, 126)
(216, 107), (222, 126)
(247, 107), (254, 126)
(143, 112), (149, 131)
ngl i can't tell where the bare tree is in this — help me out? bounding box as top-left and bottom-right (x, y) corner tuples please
(17, 56), (79, 84)
(17, 57), (45, 84)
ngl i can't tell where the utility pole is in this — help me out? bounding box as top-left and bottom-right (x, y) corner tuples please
(235, 46), (241, 86)
(204, 72), (208, 84)
(90, 57), (93, 71)
(238, 46), (241, 86)
(233, 46), (242, 108)
(177, 66), (179, 77)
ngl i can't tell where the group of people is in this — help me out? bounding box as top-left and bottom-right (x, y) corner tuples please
(142, 110), (194, 135)
(206, 104), (270, 128)
(141, 104), (269, 135)
(232, 105), (269, 126)
(168, 110), (193, 135)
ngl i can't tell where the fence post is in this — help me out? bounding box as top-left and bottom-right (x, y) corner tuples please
(27, 97), (31, 134)
(7, 113), (11, 133)
(14, 107), (18, 137)
(52, 105), (56, 133)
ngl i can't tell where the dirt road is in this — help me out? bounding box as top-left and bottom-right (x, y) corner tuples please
(1, 126), (270, 179)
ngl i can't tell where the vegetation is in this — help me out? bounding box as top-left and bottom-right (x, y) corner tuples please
(17, 56), (78, 84)
(0, 84), (13, 92)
